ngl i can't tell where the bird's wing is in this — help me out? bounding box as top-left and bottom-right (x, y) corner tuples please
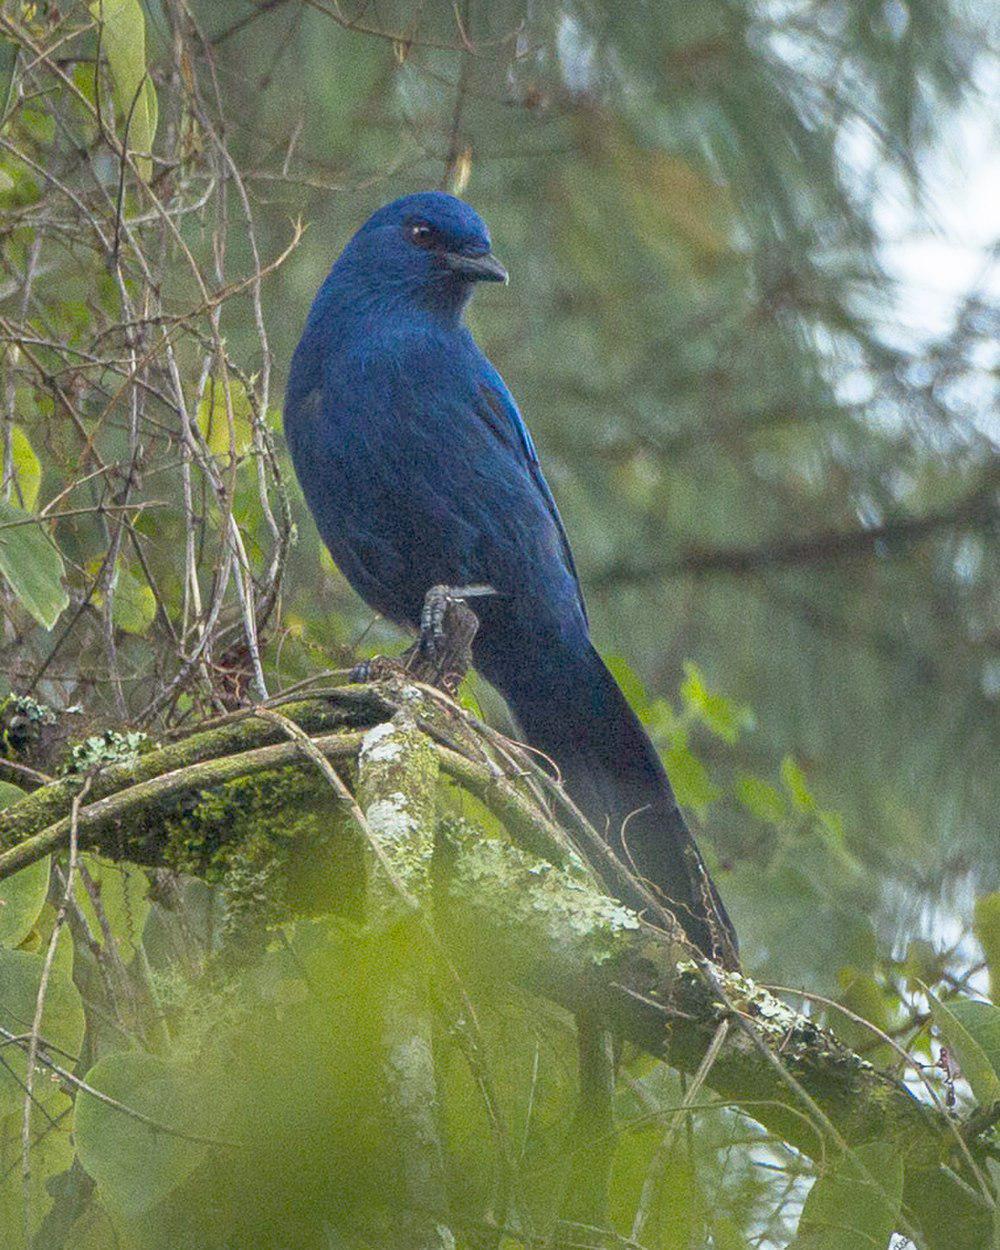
(476, 361), (588, 627)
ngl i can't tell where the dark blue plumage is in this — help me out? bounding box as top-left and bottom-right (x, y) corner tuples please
(284, 191), (735, 961)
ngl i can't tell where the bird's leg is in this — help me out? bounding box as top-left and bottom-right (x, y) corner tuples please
(409, 583), (494, 695)
(418, 583), (494, 659)
(350, 585), (493, 696)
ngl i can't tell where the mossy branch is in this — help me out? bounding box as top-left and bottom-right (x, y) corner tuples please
(0, 686), (577, 882)
(0, 681), (993, 1248)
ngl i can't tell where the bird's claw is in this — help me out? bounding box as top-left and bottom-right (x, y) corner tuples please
(349, 658), (373, 683)
(350, 585), (493, 696)
(349, 655), (411, 684)
(419, 583), (495, 662)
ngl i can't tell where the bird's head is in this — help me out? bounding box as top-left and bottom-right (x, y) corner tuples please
(336, 191), (508, 317)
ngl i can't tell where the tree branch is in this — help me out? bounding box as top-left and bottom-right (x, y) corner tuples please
(590, 483), (999, 589)
(0, 683), (993, 1248)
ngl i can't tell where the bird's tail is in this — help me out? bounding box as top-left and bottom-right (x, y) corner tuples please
(481, 638), (738, 964)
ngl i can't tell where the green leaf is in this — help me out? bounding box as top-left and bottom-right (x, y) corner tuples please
(89, 558), (156, 635)
(11, 424), (41, 509)
(835, 969), (894, 1054)
(942, 999), (1000, 1087)
(58, 1205), (123, 1250)
(0, 1114), (75, 1243)
(23, 904), (75, 978)
(111, 564), (156, 635)
(791, 1141), (903, 1249)
(663, 737), (720, 816)
(817, 807), (846, 844)
(142, 73), (158, 147)
(712, 1218), (753, 1250)
(679, 662), (753, 743)
(902, 938), (945, 990)
(988, 1159), (1000, 1250)
(929, 992), (1000, 1105)
(781, 755), (816, 811)
(0, 779), (30, 810)
(0, 856), (50, 950)
(605, 654), (653, 723)
(196, 376), (254, 460)
(974, 893), (1000, 1004)
(74, 854), (150, 961)
(73, 1052), (212, 1219)
(0, 780), (49, 945)
(0, 499), (68, 629)
(0, 947), (85, 1117)
(89, 0), (158, 181)
(0, 780), (50, 949)
(735, 773), (787, 825)
(608, 1120), (697, 1245)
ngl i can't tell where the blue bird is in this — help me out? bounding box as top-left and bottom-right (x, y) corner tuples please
(284, 191), (736, 962)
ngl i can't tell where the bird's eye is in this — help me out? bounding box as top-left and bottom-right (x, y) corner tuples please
(406, 221), (436, 248)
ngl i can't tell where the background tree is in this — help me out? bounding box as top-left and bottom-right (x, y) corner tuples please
(0, 1), (996, 1248)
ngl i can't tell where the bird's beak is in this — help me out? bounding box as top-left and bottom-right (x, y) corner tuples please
(443, 250), (509, 284)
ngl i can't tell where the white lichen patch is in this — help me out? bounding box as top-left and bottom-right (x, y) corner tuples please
(678, 964), (875, 1069)
(557, 892), (643, 957)
(361, 720), (404, 764)
(435, 1225), (456, 1250)
(366, 793), (416, 843)
(386, 1034), (437, 1113)
(604, 903), (643, 932)
(450, 827), (645, 964)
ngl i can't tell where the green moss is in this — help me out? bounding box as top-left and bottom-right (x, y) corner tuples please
(160, 767), (322, 874)
(0, 694), (368, 849)
(155, 765), (365, 931)
(218, 832), (285, 960)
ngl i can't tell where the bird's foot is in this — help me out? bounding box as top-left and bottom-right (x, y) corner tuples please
(349, 654), (411, 684)
(418, 584), (494, 659)
(350, 585), (493, 696)
(413, 583), (493, 695)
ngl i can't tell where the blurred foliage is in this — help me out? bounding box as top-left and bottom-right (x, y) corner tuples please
(0, 0), (996, 1246)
